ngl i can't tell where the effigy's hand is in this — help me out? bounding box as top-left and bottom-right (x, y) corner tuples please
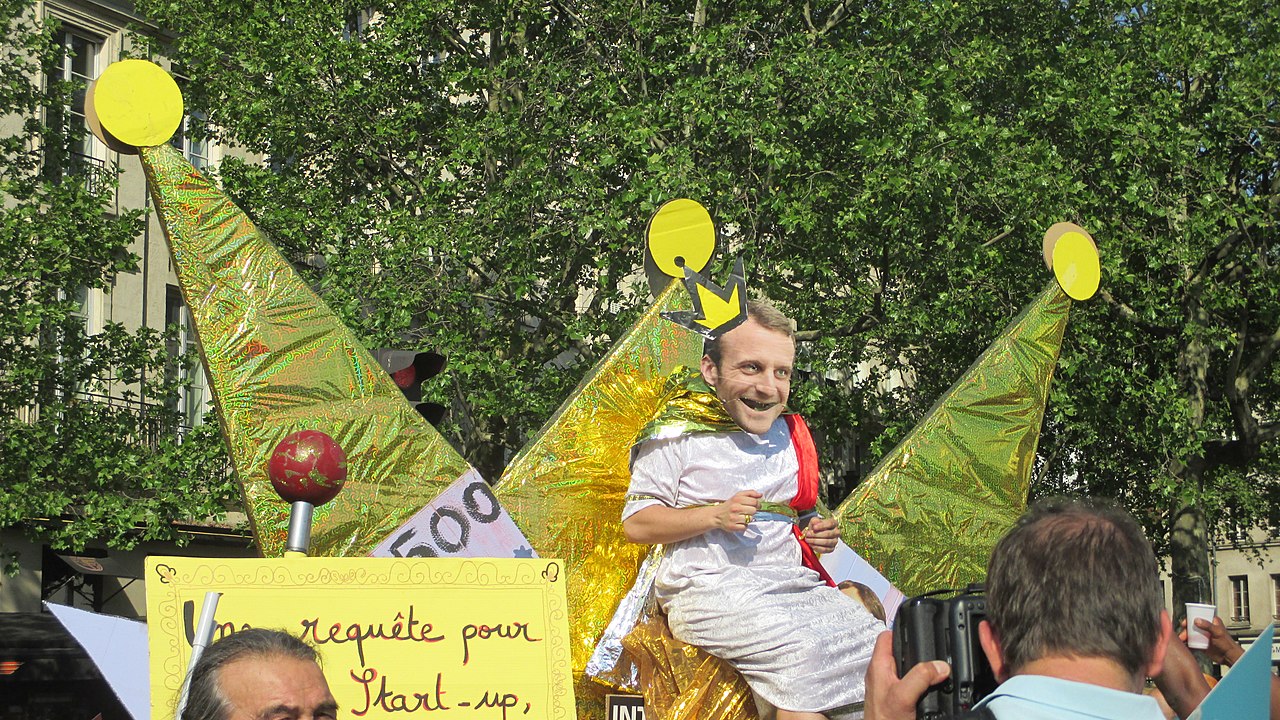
(714, 490), (762, 532)
(803, 516), (841, 555)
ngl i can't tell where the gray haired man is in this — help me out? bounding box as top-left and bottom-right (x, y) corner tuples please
(180, 628), (337, 720)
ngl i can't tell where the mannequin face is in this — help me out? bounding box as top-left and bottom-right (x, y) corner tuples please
(701, 319), (794, 434)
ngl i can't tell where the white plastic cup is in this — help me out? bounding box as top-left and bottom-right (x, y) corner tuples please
(1185, 602), (1216, 650)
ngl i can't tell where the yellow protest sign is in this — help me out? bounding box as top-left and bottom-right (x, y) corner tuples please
(146, 557), (574, 720)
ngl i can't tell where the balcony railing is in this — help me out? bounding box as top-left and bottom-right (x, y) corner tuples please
(67, 151), (111, 195)
(18, 390), (227, 461)
(41, 147), (113, 197)
(13, 391), (242, 534)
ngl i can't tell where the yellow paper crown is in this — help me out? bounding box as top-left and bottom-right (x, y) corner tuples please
(660, 258), (749, 339)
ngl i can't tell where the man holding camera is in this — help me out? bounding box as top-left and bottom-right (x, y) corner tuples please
(865, 497), (1175, 720)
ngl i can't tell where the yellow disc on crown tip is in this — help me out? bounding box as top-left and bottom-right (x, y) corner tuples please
(646, 199), (716, 278)
(1051, 231), (1101, 300)
(91, 59), (183, 148)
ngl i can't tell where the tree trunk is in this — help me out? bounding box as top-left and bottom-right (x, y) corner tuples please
(1171, 302), (1213, 627)
(460, 412), (508, 484)
(1169, 498), (1212, 623)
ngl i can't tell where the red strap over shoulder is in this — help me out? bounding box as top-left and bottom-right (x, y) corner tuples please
(785, 414), (819, 511)
(784, 414), (836, 587)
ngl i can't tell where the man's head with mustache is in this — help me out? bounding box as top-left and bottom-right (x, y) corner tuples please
(701, 299), (796, 435)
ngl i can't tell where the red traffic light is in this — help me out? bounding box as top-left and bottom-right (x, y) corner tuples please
(374, 349), (447, 425)
(391, 365), (417, 389)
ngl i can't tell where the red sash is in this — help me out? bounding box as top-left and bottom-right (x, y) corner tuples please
(784, 415), (837, 587)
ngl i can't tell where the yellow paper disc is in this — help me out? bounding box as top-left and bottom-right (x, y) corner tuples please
(91, 59), (183, 148)
(646, 199), (716, 278)
(84, 82), (138, 155)
(1051, 231), (1101, 300)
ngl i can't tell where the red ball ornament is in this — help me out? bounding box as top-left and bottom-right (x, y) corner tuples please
(267, 430), (348, 505)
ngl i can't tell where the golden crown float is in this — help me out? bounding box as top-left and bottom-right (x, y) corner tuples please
(89, 59), (1102, 720)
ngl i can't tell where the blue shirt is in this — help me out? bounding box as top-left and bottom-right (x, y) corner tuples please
(974, 675), (1166, 720)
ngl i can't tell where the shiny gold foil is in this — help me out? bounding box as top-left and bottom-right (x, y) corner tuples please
(833, 283), (1072, 595)
(635, 368), (738, 440)
(591, 548), (761, 720)
(138, 144), (471, 558)
(622, 602), (758, 720)
(493, 280), (702, 706)
(585, 547), (662, 691)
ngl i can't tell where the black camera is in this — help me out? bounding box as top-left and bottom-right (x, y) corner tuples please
(892, 583), (998, 719)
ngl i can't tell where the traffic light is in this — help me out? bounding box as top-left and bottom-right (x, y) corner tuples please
(374, 349), (447, 426)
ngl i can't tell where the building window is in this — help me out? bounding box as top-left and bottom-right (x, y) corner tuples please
(57, 29), (97, 156)
(1229, 575), (1250, 623)
(48, 27), (108, 192)
(68, 285), (91, 330)
(1227, 524), (1255, 545)
(165, 286), (208, 430)
(341, 8), (380, 40)
(342, 9), (366, 40)
(170, 112), (211, 170)
(58, 285), (96, 399)
(1273, 575), (1280, 620)
(167, 70), (216, 170)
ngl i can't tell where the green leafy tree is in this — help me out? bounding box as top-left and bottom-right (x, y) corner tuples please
(1021, 1), (1280, 614)
(0, 2), (240, 576)
(135, 0), (1277, 608)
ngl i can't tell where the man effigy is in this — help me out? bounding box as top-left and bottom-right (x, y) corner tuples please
(623, 298), (883, 720)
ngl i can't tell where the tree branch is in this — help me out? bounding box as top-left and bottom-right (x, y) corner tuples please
(982, 227), (1014, 248)
(547, 0), (590, 29)
(440, 28), (485, 62)
(1224, 294), (1257, 445)
(1260, 422), (1280, 445)
(795, 314), (878, 342)
(816, 0), (854, 36)
(1242, 319), (1280, 385)
(374, 149), (430, 206)
(1097, 289), (1177, 338)
(1204, 422), (1280, 467)
(1191, 226), (1248, 286)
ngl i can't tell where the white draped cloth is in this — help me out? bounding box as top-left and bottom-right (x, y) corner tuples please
(623, 418), (882, 718)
